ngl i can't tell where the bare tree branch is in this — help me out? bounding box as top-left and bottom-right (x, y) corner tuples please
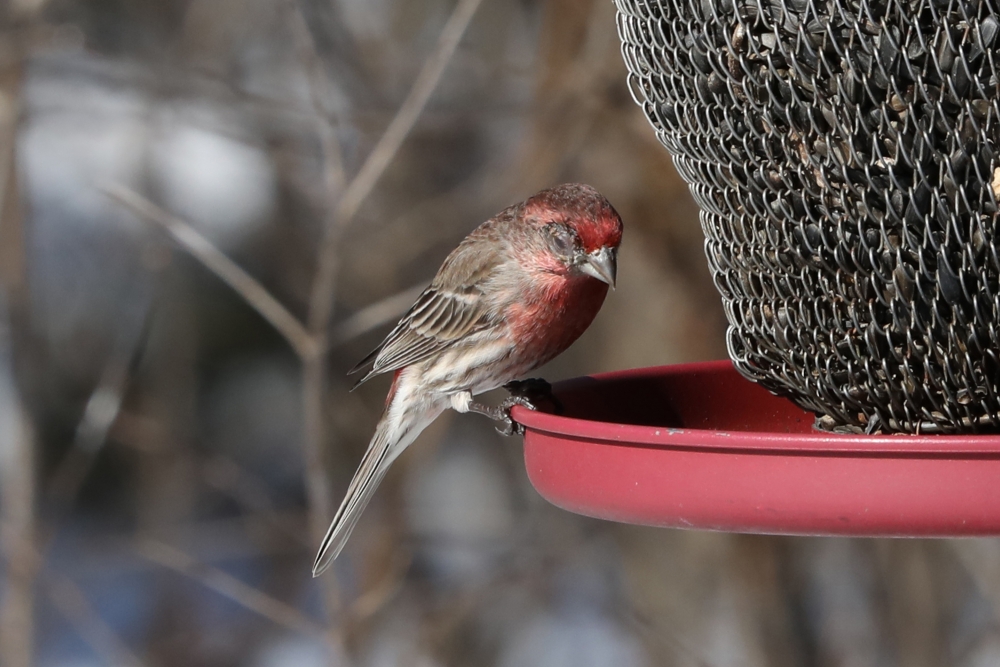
(47, 293), (149, 508)
(46, 573), (147, 667)
(288, 2), (347, 197)
(334, 0), (484, 224)
(296, 0), (484, 630)
(328, 282), (427, 348)
(0, 53), (35, 667)
(307, 0), (486, 333)
(294, 0), (377, 108)
(0, 392), (36, 667)
(137, 540), (332, 642)
(104, 185), (317, 360)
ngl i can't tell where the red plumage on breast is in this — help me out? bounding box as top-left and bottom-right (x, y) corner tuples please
(504, 271), (609, 371)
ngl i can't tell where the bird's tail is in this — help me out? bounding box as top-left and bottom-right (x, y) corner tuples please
(311, 415), (396, 576)
(312, 373), (440, 576)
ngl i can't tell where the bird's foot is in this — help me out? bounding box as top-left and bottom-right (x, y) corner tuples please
(468, 378), (560, 437)
(504, 378), (562, 411)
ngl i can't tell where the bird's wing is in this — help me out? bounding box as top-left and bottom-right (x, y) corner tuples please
(349, 230), (506, 387)
(350, 287), (490, 383)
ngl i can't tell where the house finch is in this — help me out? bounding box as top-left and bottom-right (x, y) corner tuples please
(312, 183), (623, 576)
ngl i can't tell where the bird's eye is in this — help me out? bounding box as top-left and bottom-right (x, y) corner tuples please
(547, 225), (578, 258)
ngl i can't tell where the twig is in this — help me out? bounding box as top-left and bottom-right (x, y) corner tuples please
(328, 282), (427, 348)
(619, 602), (719, 667)
(294, 0), (376, 108)
(291, 14), (364, 622)
(307, 0), (485, 331)
(288, 2), (347, 197)
(299, 0), (484, 513)
(45, 573), (147, 667)
(0, 394), (37, 667)
(136, 540), (331, 641)
(0, 54), (36, 667)
(514, 0), (621, 191)
(350, 551), (413, 620)
(334, 0), (484, 224)
(80, 513), (309, 564)
(297, 0), (484, 630)
(0, 310), (37, 667)
(103, 185), (317, 360)
(47, 293), (149, 506)
(200, 454), (308, 546)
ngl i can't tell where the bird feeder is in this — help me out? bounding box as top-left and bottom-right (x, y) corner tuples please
(513, 361), (1000, 536)
(514, 0), (1000, 534)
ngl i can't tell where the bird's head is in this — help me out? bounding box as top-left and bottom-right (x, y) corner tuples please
(521, 183), (623, 289)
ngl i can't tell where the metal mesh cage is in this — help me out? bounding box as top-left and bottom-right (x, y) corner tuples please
(616, 0), (1000, 433)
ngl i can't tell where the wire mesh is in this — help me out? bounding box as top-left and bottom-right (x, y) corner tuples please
(616, 0), (1000, 433)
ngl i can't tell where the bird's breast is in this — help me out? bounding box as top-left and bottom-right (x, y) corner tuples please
(504, 273), (609, 366)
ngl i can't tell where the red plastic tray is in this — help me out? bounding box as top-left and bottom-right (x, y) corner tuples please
(513, 360), (1000, 536)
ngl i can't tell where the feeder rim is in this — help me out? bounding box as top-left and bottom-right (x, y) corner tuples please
(510, 360), (1000, 456)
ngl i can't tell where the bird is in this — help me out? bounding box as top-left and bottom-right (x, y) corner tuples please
(312, 183), (623, 576)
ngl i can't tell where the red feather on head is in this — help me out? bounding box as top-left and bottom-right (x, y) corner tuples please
(524, 183), (623, 253)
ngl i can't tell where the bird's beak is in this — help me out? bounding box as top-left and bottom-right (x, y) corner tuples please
(579, 246), (617, 289)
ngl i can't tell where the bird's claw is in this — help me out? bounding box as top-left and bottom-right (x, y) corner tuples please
(494, 378), (562, 437)
(494, 394), (536, 436)
(467, 379), (560, 436)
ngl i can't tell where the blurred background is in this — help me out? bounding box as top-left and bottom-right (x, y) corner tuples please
(2, 0), (1000, 665)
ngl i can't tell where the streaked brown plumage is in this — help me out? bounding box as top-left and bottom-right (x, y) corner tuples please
(313, 184), (623, 575)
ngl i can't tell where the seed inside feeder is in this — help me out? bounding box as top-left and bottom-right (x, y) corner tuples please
(617, 0), (1000, 433)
